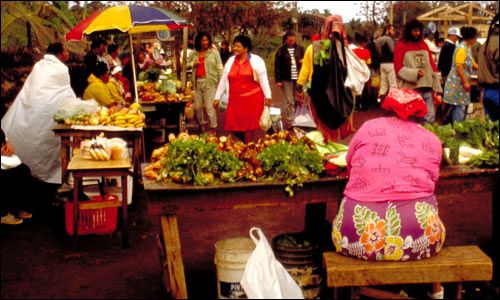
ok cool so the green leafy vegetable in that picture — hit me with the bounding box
[159,138,242,185]
[257,141,324,196]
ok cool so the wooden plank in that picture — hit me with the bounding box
[324,246,492,287]
[68,151,131,171]
[161,215,188,299]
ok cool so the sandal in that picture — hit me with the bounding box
[1,213,23,225]
[17,210,33,219]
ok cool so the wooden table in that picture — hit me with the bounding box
[144,165,498,297]
[53,124,143,186]
[68,151,132,248]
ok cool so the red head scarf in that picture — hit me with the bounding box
[381,88,428,120]
[322,15,348,45]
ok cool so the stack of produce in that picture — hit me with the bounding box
[138,68,194,103]
[100,103,145,128]
[424,119,499,167]
[80,135,111,161]
[59,103,145,128]
[144,131,325,196]
[64,112,100,126]
[80,134,128,161]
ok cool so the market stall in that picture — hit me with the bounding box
[140,121,499,297]
[66,5,194,158]
[144,164,498,298]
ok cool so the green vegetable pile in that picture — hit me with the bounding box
[424,119,499,167]
[257,141,324,196]
[159,138,242,185]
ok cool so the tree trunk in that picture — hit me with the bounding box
[26,22,32,49]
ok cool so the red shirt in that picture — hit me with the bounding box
[195,56,206,78]
[353,47,371,65]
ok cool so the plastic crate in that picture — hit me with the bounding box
[65,194,119,236]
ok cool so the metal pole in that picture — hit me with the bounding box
[129,33,139,103]
[181,27,188,92]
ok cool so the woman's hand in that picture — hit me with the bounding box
[264,98,272,106]
[417,69,425,79]
[1,142,15,157]
[213,99,220,109]
[463,81,471,92]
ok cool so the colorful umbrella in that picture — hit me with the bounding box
[66,5,191,41]
[65,5,192,103]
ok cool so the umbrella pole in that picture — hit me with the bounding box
[181,27,188,92]
[129,33,139,103]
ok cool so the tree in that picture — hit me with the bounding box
[1,1,77,51]
[359,1,386,26]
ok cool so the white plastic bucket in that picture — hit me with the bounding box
[214,237,255,299]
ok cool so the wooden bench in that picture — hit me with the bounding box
[323,246,492,299]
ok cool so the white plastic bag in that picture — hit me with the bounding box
[240,227,304,299]
[344,47,370,96]
[259,106,272,131]
[54,98,99,122]
[292,104,317,128]
[219,91,229,112]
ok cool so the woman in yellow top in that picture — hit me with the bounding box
[107,66,129,104]
[443,27,479,123]
[83,62,118,107]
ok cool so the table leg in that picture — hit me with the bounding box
[121,175,129,248]
[73,175,79,249]
[61,137,70,184]
[133,136,142,187]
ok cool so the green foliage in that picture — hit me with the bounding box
[425,120,499,167]
[159,138,243,185]
[353,205,380,236]
[257,141,324,196]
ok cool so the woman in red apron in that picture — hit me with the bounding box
[214,35,273,143]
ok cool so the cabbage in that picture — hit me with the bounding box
[305,130,348,156]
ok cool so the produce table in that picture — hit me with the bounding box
[144,165,498,297]
[68,151,131,248]
[141,101,188,133]
[53,124,143,186]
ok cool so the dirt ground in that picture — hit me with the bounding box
[2,82,499,299]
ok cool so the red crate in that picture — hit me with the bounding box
[65,195,119,236]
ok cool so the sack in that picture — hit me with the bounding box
[240,227,304,299]
[308,36,355,130]
[292,104,316,128]
[259,106,272,131]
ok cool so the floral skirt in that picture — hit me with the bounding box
[331,196,446,261]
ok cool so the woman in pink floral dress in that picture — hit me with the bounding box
[332,87,446,297]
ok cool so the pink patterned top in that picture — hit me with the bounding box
[344,117,442,202]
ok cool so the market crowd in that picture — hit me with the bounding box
[1,12,498,299]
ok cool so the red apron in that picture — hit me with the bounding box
[225,59,264,131]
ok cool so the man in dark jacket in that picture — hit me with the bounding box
[274,31,305,129]
[438,27,461,81]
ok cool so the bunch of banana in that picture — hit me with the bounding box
[107,104,146,128]
[88,144,111,161]
[64,112,99,126]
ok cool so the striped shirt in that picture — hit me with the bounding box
[288,48,298,80]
